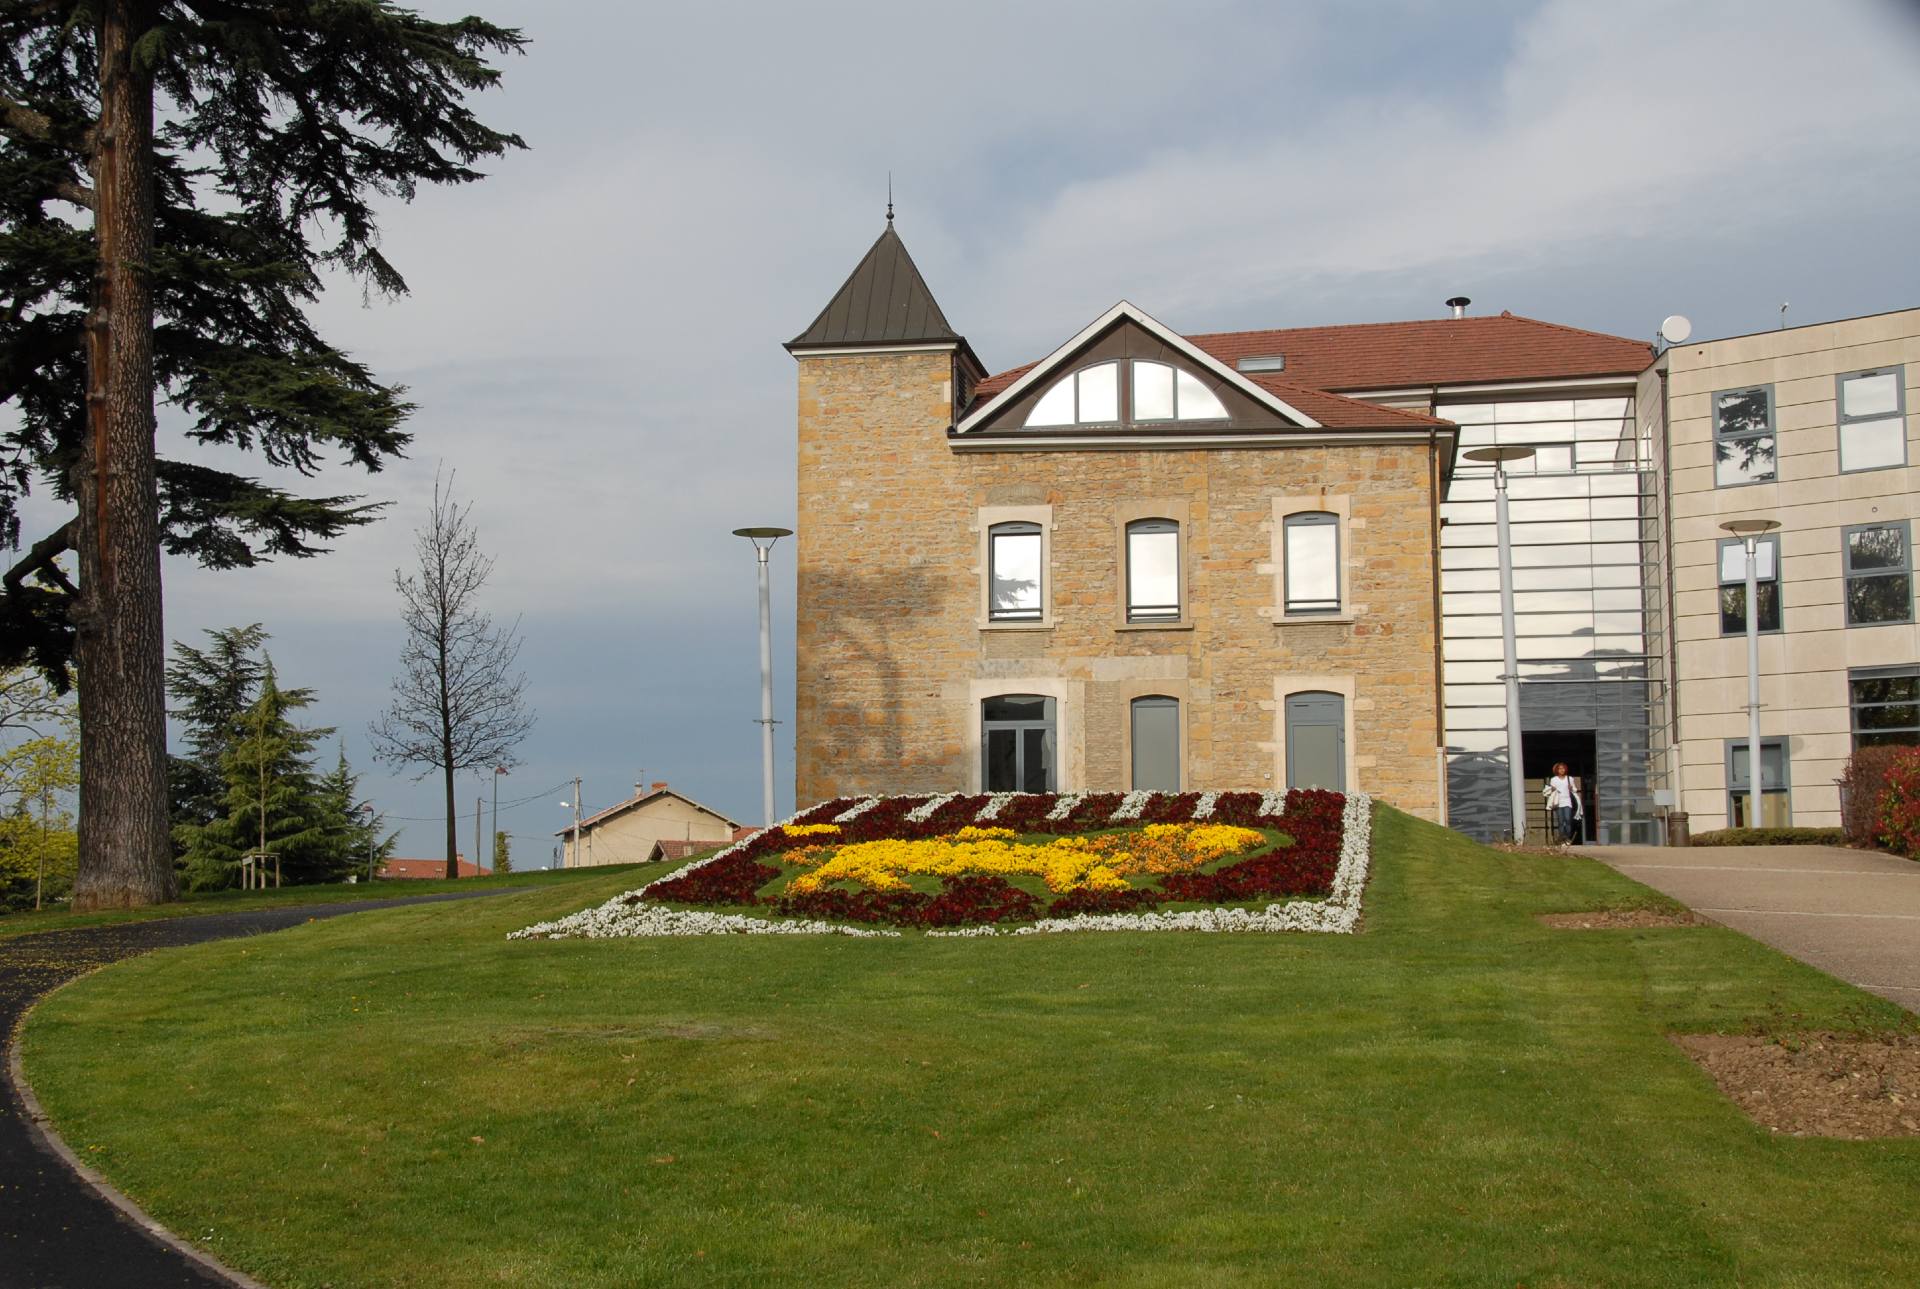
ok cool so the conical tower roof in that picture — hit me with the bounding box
[788,222,962,350]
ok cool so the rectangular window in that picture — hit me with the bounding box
[1283,512,1340,614]
[1850,666,1920,750]
[1725,738,1789,828]
[1712,385,1776,487]
[1843,521,1912,626]
[988,522,1043,621]
[1837,366,1907,473]
[1717,535,1781,634]
[1125,520,1181,622]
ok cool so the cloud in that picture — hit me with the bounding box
[15,0,1918,852]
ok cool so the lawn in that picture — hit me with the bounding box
[21,808,1920,1288]
[0,864,641,942]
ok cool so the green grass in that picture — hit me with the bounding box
[22,809,1920,1288]
[0,864,638,941]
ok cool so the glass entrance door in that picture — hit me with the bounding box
[983,695,1056,792]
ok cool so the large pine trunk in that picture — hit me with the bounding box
[70,0,176,911]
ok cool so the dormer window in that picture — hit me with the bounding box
[1023,360,1228,428]
[1131,361,1228,422]
[1027,361,1119,427]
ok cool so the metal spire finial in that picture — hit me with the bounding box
[886,171,893,224]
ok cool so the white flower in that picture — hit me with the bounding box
[1045,793,1084,822]
[1192,791,1220,820]
[1109,790,1154,821]
[832,796,882,822]
[975,792,1025,822]
[905,792,960,823]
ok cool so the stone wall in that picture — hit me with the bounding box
[794,349,1446,820]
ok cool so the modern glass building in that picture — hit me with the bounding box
[1436,390,1667,843]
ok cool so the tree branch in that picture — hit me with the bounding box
[3,517,76,597]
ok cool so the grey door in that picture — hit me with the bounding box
[1285,692,1346,791]
[1130,696,1180,791]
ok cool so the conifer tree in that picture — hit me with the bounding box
[174,658,333,889]
[316,742,392,881]
[165,622,269,835]
[492,829,510,874]
[0,3,527,908]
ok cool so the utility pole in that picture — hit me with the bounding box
[491,766,507,872]
[474,795,483,877]
[570,776,582,869]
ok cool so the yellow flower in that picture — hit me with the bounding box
[783,823,842,837]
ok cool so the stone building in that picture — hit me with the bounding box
[787,220,1466,820]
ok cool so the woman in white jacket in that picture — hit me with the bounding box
[1543,763,1584,845]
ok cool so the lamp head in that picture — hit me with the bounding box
[1718,518,1781,538]
[1462,446,1537,466]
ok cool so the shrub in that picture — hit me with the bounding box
[1879,747,1920,858]
[1838,746,1905,848]
[1689,827,1848,847]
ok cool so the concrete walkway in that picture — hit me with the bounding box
[1,891,508,1289]
[1600,844,1920,1014]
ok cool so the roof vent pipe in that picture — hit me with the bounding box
[1446,296,1471,320]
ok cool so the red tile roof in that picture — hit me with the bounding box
[1185,312,1653,391]
[379,857,491,880]
[969,312,1652,417]
[654,838,715,861]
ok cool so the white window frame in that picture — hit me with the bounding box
[1125,518,1182,623]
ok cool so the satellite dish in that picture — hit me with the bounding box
[1659,314,1692,345]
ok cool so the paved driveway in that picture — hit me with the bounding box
[1,891,508,1289]
[1601,844,1920,1014]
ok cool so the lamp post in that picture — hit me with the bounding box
[733,526,793,826]
[1463,445,1537,843]
[1720,518,1780,826]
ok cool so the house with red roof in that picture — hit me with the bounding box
[786,218,1919,845]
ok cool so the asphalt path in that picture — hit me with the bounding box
[0,891,508,1289]
[1602,844,1920,1015]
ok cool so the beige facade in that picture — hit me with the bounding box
[560,788,738,867]
[1664,309,1920,829]
[792,344,1450,821]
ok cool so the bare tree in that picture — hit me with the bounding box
[370,470,534,878]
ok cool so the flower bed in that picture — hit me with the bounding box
[511,789,1374,940]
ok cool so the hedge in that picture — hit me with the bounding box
[1689,826,1847,847]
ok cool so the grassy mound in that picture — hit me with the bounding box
[22,808,1920,1287]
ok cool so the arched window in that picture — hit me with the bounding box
[988,521,1043,621]
[1025,360,1228,427]
[1125,518,1181,622]
[983,694,1056,791]
[1131,361,1229,422]
[1130,695,1180,791]
[1285,692,1346,790]
[1027,361,1119,427]
[1283,512,1340,614]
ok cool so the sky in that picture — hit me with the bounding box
[21,0,1920,864]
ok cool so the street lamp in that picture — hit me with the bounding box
[733,526,793,826]
[1463,445,1537,843]
[1720,517,1780,827]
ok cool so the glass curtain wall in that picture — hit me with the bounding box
[1438,393,1665,844]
